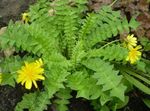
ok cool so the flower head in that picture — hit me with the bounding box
[22,13,29,23]
[126,45,142,64]
[17,59,45,89]
[124,34,137,49]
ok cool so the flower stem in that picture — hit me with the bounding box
[110,0,118,7]
[100,39,120,49]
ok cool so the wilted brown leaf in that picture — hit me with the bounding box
[0,27,7,35]
[146,30,150,39]
[135,27,146,38]
[137,12,150,30]
[137,0,149,12]
[89,0,112,11]
[93,0,112,4]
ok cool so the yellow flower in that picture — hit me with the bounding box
[0,73,2,84]
[22,13,29,23]
[126,45,142,64]
[17,59,45,89]
[124,34,137,49]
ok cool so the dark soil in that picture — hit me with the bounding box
[0,85,24,111]
[69,98,94,111]
[0,0,36,27]
[0,0,150,111]
[120,90,150,111]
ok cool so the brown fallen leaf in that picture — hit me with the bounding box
[89,0,112,11]
[135,27,146,38]
[146,29,150,39]
[0,27,7,35]
[137,12,150,30]
[4,48,15,57]
[0,27,15,57]
[93,0,112,4]
[137,0,149,12]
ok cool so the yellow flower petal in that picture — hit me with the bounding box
[135,45,142,50]
[35,58,43,66]
[33,80,38,88]
[22,13,29,23]
[17,59,45,89]
[21,80,26,86]
[36,75,45,80]
[124,34,137,49]
[126,45,142,64]
[25,80,32,89]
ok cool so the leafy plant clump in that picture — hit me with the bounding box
[0,0,150,111]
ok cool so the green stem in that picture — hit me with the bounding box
[11,71,17,74]
[110,0,118,7]
[100,39,120,49]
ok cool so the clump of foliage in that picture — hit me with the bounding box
[0,0,150,111]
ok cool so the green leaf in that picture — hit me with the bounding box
[100,105,110,111]
[15,92,37,111]
[123,72,150,95]
[129,17,140,29]
[130,72,150,85]
[142,59,150,75]
[82,58,126,101]
[54,88,72,111]
[116,96,129,109]
[140,37,150,46]
[136,61,146,72]
[44,67,70,97]
[43,53,70,97]
[87,44,128,61]
[71,41,86,66]
[67,71,102,99]
[110,84,127,101]
[100,93,111,105]
[1,73,16,87]
[75,0,88,4]
[140,37,150,51]
[143,98,150,108]
[30,92,51,111]
[16,92,51,111]
[0,56,23,73]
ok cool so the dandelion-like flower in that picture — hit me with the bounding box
[17,59,45,89]
[124,34,137,49]
[22,13,29,23]
[126,45,142,64]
